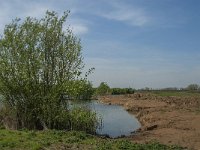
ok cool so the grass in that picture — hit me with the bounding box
[147,90,200,97]
[0,129,183,150]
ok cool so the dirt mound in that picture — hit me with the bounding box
[99,93,200,150]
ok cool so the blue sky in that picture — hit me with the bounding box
[0,0,200,88]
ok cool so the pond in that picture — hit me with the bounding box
[71,100,141,138]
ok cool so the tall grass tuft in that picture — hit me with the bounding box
[69,107,101,134]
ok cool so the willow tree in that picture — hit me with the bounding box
[0,11,94,130]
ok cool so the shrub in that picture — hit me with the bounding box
[0,11,95,130]
[69,107,101,134]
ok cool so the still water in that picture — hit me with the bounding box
[72,100,141,138]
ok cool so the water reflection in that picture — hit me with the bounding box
[71,100,141,138]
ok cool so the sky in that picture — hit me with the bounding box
[0,0,200,89]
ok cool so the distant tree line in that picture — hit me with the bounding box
[111,88,135,95]
[138,84,200,92]
[95,82,135,96]
[185,84,200,91]
[94,83,200,96]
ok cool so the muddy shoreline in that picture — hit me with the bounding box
[98,93,200,150]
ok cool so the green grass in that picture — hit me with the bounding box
[0,129,183,150]
[148,90,200,97]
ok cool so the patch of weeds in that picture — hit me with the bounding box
[97,140,113,150]
[0,129,184,150]
[0,141,16,148]
[27,130,37,140]
[33,145,43,150]
[26,143,42,150]
[115,140,133,149]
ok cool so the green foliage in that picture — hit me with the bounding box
[69,107,100,133]
[150,90,200,97]
[95,82,135,96]
[0,129,184,150]
[0,11,95,130]
[66,80,94,100]
[111,88,134,95]
[95,82,111,96]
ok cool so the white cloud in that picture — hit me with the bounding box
[22,6,51,19]
[0,0,89,35]
[68,16,90,36]
[70,24,88,35]
[0,1,52,33]
[97,1,150,27]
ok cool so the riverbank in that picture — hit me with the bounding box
[99,93,200,150]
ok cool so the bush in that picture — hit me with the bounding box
[69,107,101,133]
[0,11,96,131]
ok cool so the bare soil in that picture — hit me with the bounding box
[99,93,200,150]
